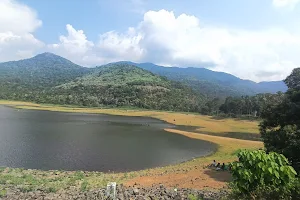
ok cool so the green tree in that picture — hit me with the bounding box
[260,68,300,172]
[230,150,297,199]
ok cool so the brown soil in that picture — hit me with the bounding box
[124,165,232,190]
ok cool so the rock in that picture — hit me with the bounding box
[1,184,229,200]
[133,188,139,195]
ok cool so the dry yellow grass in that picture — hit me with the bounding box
[0,100,263,188]
[0,100,39,106]
[166,129,263,163]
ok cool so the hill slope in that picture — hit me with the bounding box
[0,53,288,111]
[45,63,205,112]
[257,81,288,93]
[0,53,92,100]
[0,52,92,87]
[120,62,288,97]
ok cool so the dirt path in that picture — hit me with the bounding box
[124,166,232,189]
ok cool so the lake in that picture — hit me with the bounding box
[0,106,216,172]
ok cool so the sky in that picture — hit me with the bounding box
[1,0,300,82]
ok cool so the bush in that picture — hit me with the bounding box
[80,180,89,192]
[0,189,7,198]
[188,194,203,200]
[290,179,300,200]
[229,150,297,199]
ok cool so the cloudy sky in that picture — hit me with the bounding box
[1,0,300,82]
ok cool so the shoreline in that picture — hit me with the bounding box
[0,100,263,192]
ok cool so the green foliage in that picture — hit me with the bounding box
[74,171,85,180]
[188,194,203,200]
[0,52,91,101]
[0,189,7,198]
[80,180,89,192]
[201,97,223,115]
[219,92,285,118]
[0,54,207,113]
[229,150,297,199]
[19,185,35,193]
[45,187,57,193]
[0,53,90,87]
[0,54,288,114]
[134,62,287,98]
[37,63,206,113]
[260,68,300,173]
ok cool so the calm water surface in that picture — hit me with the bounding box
[0,106,215,172]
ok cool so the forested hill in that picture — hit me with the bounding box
[0,52,288,113]
[0,52,92,88]
[46,63,206,111]
[118,62,287,98]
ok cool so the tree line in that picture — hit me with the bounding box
[228,68,300,199]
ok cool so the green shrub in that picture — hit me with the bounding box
[0,189,7,198]
[290,179,300,200]
[74,171,85,180]
[45,187,57,193]
[80,180,89,192]
[229,150,297,199]
[188,194,203,200]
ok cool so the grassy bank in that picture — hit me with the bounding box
[0,100,263,192]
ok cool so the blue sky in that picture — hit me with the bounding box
[21,0,300,42]
[1,0,300,82]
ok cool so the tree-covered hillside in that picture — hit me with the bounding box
[0,53,92,88]
[218,93,285,117]
[120,62,287,98]
[0,53,93,100]
[42,63,206,112]
[0,53,289,114]
[0,53,204,112]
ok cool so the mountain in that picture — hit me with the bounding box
[257,81,288,93]
[118,62,288,98]
[0,52,92,88]
[0,52,288,112]
[45,63,205,112]
[0,52,93,100]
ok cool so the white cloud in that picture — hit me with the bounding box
[0,0,43,62]
[0,0,42,34]
[49,25,143,66]
[48,24,97,66]
[272,0,300,9]
[89,10,300,82]
[98,28,144,61]
[49,24,94,55]
[0,32,43,61]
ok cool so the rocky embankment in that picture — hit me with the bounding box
[1,184,228,200]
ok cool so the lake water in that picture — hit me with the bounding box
[0,106,215,172]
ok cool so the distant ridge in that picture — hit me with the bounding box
[115,61,287,97]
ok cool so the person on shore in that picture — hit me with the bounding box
[221,163,225,171]
[210,160,216,167]
[216,163,221,170]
